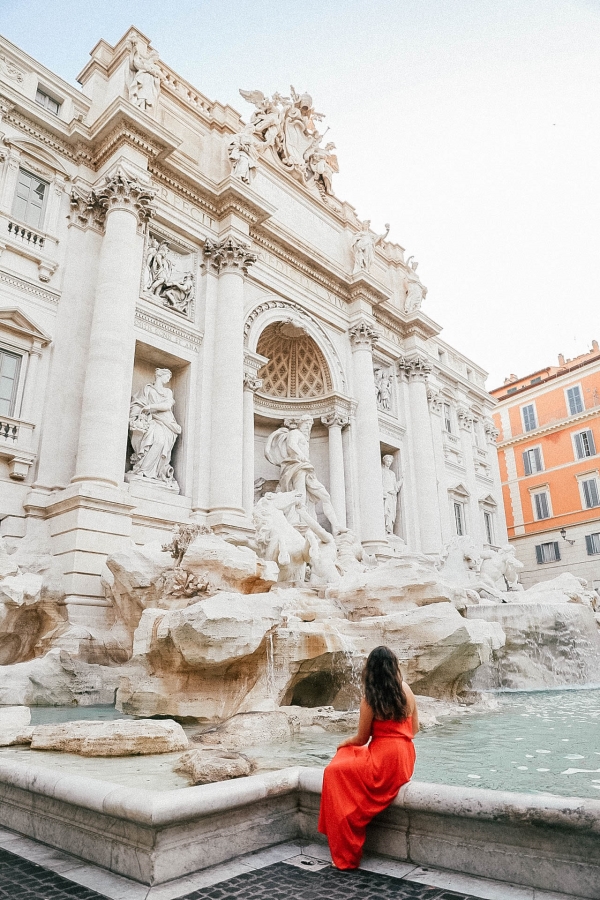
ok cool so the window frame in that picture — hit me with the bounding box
[443,402,453,434]
[522,445,544,476]
[565,383,584,417]
[572,427,597,461]
[521,402,538,433]
[11,167,50,231]
[453,500,465,536]
[530,485,552,521]
[0,346,23,418]
[535,541,561,564]
[585,533,600,555]
[35,86,62,116]
[577,471,600,510]
[483,510,494,545]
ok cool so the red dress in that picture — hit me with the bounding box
[317,717,415,869]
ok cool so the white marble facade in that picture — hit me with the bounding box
[0,28,507,618]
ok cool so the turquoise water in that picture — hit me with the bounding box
[250,688,600,800]
[4,689,600,798]
[412,688,600,798]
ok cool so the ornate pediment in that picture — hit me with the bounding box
[0,306,51,346]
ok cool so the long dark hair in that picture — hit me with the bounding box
[364,646,409,721]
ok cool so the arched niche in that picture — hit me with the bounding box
[244,297,346,395]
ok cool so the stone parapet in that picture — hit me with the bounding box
[0,760,598,896]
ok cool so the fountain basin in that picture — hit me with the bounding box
[0,759,598,897]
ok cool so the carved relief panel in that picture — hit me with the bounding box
[373,360,395,415]
[141,228,197,319]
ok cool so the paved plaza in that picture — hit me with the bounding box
[0,827,584,900]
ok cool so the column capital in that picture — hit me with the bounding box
[426,385,443,414]
[349,319,379,349]
[204,236,257,275]
[69,186,106,232]
[243,372,263,392]
[94,168,156,224]
[398,352,432,382]
[484,418,499,443]
[321,412,350,429]
[457,405,474,431]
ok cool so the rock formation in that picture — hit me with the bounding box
[0,524,599,733]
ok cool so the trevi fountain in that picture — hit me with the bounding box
[0,26,599,897]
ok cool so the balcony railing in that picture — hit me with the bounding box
[7,221,45,249]
[0,419,19,442]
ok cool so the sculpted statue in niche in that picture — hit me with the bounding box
[127,368,181,491]
[265,415,341,534]
[144,237,195,316]
[352,220,390,274]
[381,454,402,535]
[237,86,337,197]
[127,40,161,112]
[228,124,260,184]
[374,367,392,411]
[404,256,427,313]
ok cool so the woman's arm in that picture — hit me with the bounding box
[403,683,420,735]
[337,698,374,749]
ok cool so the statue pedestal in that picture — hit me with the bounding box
[125,472,180,495]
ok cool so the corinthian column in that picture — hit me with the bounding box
[321,412,349,529]
[204,236,257,529]
[399,353,442,554]
[349,320,386,549]
[72,168,155,486]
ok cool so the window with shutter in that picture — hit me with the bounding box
[574,429,597,459]
[523,447,543,475]
[534,491,550,520]
[582,478,600,509]
[522,404,537,432]
[523,450,531,475]
[536,541,560,563]
[567,386,584,415]
[533,447,542,471]
[586,533,600,555]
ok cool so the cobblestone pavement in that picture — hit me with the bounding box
[0,845,485,900]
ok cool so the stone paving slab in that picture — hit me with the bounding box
[0,844,485,900]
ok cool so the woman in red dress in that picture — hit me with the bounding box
[318,646,419,870]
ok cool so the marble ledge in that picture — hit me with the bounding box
[2,760,600,834]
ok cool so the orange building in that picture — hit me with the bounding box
[491,341,600,590]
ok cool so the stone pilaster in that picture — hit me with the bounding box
[349,320,387,549]
[243,370,263,515]
[398,352,442,554]
[321,412,349,529]
[72,168,155,487]
[484,418,509,544]
[457,404,482,544]
[204,236,257,531]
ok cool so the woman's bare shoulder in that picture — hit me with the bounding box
[402,682,417,706]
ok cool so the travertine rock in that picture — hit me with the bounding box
[30,719,188,756]
[0,649,124,706]
[193,710,293,750]
[182,532,276,594]
[175,748,254,784]
[466,602,600,690]
[328,555,460,619]
[0,705,33,746]
[520,572,598,607]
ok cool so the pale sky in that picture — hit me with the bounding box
[2,0,599,389]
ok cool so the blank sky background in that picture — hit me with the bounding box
[2,0,598,388]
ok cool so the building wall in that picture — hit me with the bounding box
[492,349,600,587]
